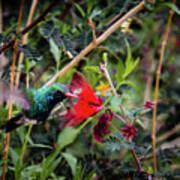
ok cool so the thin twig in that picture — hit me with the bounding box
[105,13,121,28]
[120,104,129,123]
[43,1,145,87]
[114,113,126,123]
[109,121,119,132]
[88,18,97,44]
[1,1,24,180]
[100,62,118,96]
[0,0,61,54]
[152,2,175,177]
[15,0,38,89]
[58,1,73,20]
[131,149,142,171]
[157,124,180,143]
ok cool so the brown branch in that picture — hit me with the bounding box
[0,0,61,54]
[44,1,145,87]
[15,0,38,89]
[157,124,180,143]
[131,149,142,171]
[152,1,175,178]
[58,1,73,20]
[1,1,24,179]
[105,13,121,28]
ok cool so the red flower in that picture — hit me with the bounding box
[65,73,103,126]
[93,110,113,142]
[121,124,138,140]
[144,101,154,109]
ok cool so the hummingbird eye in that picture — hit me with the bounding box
[55,90,60,95]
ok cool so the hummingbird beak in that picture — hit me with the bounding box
[65,92,79,99]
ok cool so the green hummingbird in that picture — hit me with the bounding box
[0,80,69,132]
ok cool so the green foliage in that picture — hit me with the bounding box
[40,21,76,55]
[18,44,41,62]
[116,39,139,90]
[62,152,77,176]
[156,2,180,15]
[0,106,8,125]
[105,132,135,152]
[0,0,179,179]
[57,127,79,150]
[109,96,122,113]
[0,34,9,45]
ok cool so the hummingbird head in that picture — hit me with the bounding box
[51,83,78,100]
[50,83,70,101]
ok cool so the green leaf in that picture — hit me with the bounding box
[84,66,100,73]
[9,147,19,165]
[73,163,84,180]
[40,21,75,55]
[158,2,180,15]
[29,143,53,149]
[74,3,86,17]
[57,127,79,150]
[110,96,122,113]
[106,132,135,152]
[41,156,62,180]
[117,80,140,93]
[40,21,56,39]
[116,58,125,82]
[21,165,42,179]
[125,39,132,66]
[121,141,134,149]
[87,0,95,14]
[49,38,61,65]
[123,57,139,79]
[0,106,8,124]
[84,169,96,180]
[62,152,77,175]
[129,108,144,118]
[136,119,145,129]
[111,132,124,141]
[18,44,41,62]
[106,142,121,152]
[123,40,139,78]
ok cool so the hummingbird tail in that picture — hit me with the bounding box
[0,113,24,132]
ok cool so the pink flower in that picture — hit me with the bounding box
[93,110,113,142]
[121,124,138,140]
[65,73,103,126]
[144,101,154,109]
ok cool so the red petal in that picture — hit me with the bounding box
[65,73,103,126]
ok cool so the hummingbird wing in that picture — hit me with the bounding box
[0,80,30,110]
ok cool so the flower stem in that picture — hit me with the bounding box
[131,149,142,171]
[152,1,175,178]
[15,124,33,179]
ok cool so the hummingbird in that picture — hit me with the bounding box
[0,80,69,132]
